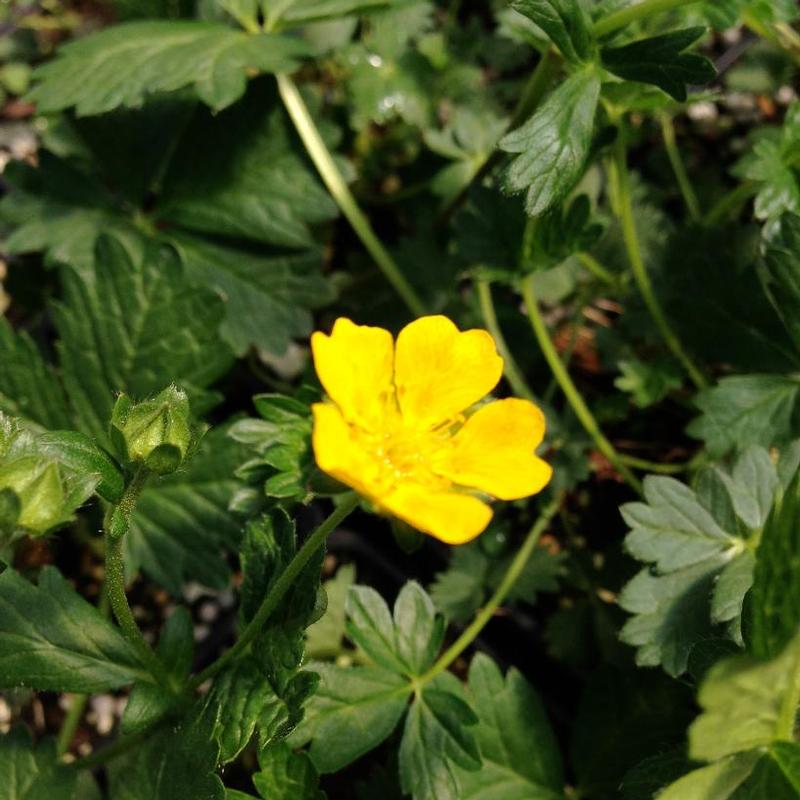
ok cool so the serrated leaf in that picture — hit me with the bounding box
[170,233,335,357]
[0,727,77,800]
[290,663,411,773]
[346,582,444,677]
[511,0,593,63]
[615,358,683,408]
[500,68,601,216]
[158,82,337,249]
[601,27,716,102]
[252,742,325,800]
[399,678,480,800]
[0,566,147,692]
[0,320,71,431]
[688,375,800,458]
[125,425,246,594]
[430,544,489,623]
[55,235,233,443]
[108,703,224,800]
[455,654,563,799]
[27,21,308,114]
[279,0,392,24]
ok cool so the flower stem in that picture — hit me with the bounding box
[57,694,89,758]
[593,0,701,38]
[104,470,172,689]
[703,181,757,227]
[577,252,619,286]
[420,493,563,685]
[612,126,708,391]
[276,73,426,317]
[659,113,701,222]
[189,493,360,689]
[521,274,643,494]
[476,280,538,403]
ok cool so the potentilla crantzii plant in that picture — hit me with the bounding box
[1,0,800,797]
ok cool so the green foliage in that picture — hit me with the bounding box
[0,727,78,800]
[619,447,783,675]
[455,654,564,799]
[0,566,146,692]
[500,68,601,216]
[511,0,593,64]
[27,22,308,114]
[601,28,716,102]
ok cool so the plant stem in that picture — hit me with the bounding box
[57,694,89,757]
[577,252,618,286]
[189,494,360,689]
[69,723,161,771]
[439,48,560,223]
[703,181,757,227]
[476,280,537,403]
[593,0,701,38]
[612,126,708,391]
[659,113,701,222]
[420,494,563,684]
[276,73,426,317]
[104,470,171,688]
[521,274,643,494]
[618,453,689,475]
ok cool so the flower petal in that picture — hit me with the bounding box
[381,483,493,544]
[394,316,503,428]
[311,318,395,430]
[312,402,383,496]
[435,398,552,500]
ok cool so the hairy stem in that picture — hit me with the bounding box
[659,113,701,222]
[276,73,426,317]
[612,126,708,390]
[104,470,171,689]
[189,494,360,689]
[521,274,643,494]
[476,280,537,403]
[594,0,702,38]
[420,494,563,684]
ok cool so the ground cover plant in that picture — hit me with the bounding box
[2,0,800,797]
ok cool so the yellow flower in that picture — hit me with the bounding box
[311,315,552,544]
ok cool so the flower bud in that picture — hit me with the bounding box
[0,456,97,537]
[110,385,202,475]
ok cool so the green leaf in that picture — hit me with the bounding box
[306,564,356,660]
[733,102,800,221]
[430,544,490,623]
[618,455,781,675]
[511,0,593,63]
[0,320,71,430]
[398,679,481,800]
[601,27,716,102]
[108,704,224,800]
[657,753,761,800]
[170,234,335,357]
[252,743,325,800]
[731,747,800,798]
[204,656,292,763]
[762,213,800,353]
[279,0,392,24]
[125,425,246,594]
[688,375,800,458]
[500,68,601,216]
[0,727,77,800]
[346,582,444,677]
[456,653,564,799]
[748,472,800,659]
[689,631,800,763]
[27,21,308,114]
[55,235,233,443]
[614,358,683,408]
[157,82,337,249]
[0,566,147,692]
[290,663,411,773]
